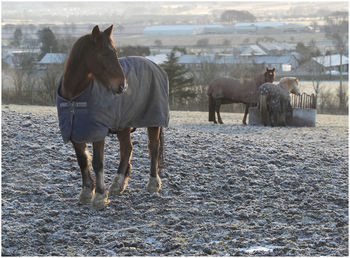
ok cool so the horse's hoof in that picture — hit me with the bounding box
[147,176,162,193]
[79,187,95,204]
[92,191,109,210]
[109,174,129,196]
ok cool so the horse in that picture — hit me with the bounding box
[207,67,275,125]
[259,77,300,126]
[56,25,169,210]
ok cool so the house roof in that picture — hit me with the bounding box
[146,54,168,65]
[240,45,267,56]
[177,54,297,65]
[178,55,213,64]
[39,53,66,64]
[253,55,296,64]
[312,54,349,67]
[144,24,223,34]
[234,22,285,28]
[259,42,294,52]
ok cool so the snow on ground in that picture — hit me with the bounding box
[1,105,348,256]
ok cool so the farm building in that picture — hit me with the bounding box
[233,22,309,34]
[312,54,349,74]
[143,25,224,35]
[234,22,285,34]
[252,55,299,72]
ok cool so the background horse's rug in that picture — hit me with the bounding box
[57,56,169,143]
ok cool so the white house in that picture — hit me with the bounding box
[312,54,349,74]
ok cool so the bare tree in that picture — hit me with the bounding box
[40,64,64,105]
[311,67,323,108]
[324,11,348,111]
[10,52,35,96]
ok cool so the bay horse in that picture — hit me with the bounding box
[57,25,169,210]
[259,77,301,126]
[208,67,275,125]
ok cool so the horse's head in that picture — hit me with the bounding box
[87,25,127,95]
[280,77,301,95]
[264,67,275,83]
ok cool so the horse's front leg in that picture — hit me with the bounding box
[91,140,109,210]
[147,127,162,193]
[109,128,133,196]
[72,141,95,204]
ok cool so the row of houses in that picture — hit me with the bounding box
[147,52,348,75]
[3,49,348,77]
[2,49,66,70]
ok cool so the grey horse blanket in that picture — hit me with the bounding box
[259,82,290,109]
[57,56,169,143]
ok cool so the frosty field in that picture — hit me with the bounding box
[1,105,348,256]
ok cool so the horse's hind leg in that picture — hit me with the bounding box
[215,100,224,124]
[91,140,109,210]
[109,128,133,196]
[147,127,162,193]
[72,141,95,204]
[242,104,249,125]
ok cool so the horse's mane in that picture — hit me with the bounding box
[63,34,93,78]
[279,77,298,84]
[279,77,300,95]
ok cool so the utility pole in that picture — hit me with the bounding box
[339,52,344,111]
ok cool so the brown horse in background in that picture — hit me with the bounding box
[208,68,275,124]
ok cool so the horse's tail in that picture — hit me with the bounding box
[259,94,268,125]
[158,127,165,170]
[208,94,216,122]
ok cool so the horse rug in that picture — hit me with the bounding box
[259,82,291,109]
[57,56,169,143]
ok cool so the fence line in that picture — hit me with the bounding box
[290,93,317,109]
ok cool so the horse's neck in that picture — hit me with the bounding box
[279,82,291,93]
[254,74,265,87]
[277,83,292,97]
[61,68,90,100]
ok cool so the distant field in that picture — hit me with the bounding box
[298,80,348,95]
[114,32,328,49]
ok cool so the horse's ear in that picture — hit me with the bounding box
[272,67,275,72]
[104,25,113,37]
[265,67,269,72]
[92,25,100,42]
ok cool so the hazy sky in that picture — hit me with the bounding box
[1,1,348,24]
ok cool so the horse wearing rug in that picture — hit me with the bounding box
[259,77,300,126]
[57,25,169,210]
[207,68,275,125]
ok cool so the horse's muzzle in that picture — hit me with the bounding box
[112,80,128,95]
